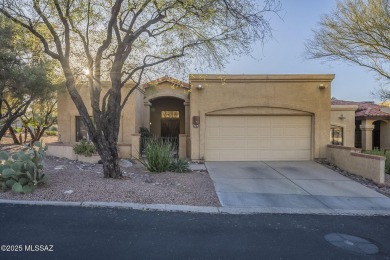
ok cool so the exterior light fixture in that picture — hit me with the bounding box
[338,114,346,120]
[318,84,327,89]
[192,116,200,128]
[197,84,203,89]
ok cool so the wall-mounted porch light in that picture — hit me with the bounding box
[192,116,200,128]
[338,114,346,120]
[318,84,328,89]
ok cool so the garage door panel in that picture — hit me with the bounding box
[246,128,266,136]
[293,127,311,137]
[207,139,244,149]
[270,138,297,148]
[206,128,220,137]
[247,117,271,126]
[218,150,247,161]
[294,139,311,149]
[218,116,245,126]
[220,127,246,136]
[247,128,271,136]
[205,116,312,161]
[246,139,271,149]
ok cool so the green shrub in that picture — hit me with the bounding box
[45,130,58,136]
[73,140,97,157]
[139,127,152,155]
[49,125,58,131]
[139,127,152,138]
[0,141,48,194]
[169,158,190,173]
[363,149,390,173]
[139,138,172,172]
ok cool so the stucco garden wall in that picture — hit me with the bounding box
[330,105,358,147]
[189,74,334,161]
[47,143,78,160]
[327,145,385,184]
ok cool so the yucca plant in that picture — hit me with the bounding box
[139,138,172,172]
[169,158,190,173]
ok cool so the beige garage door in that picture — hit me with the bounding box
[205,116,312,161]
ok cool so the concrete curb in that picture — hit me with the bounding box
[1,199,390,216]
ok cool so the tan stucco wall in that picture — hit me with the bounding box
[144,82,189,104]
[327,145,385,184]
[47,144,78,160]
[189,74,334,160]
[57,82,144,146]
[330,105,358,147]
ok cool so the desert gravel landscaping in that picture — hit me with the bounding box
[0,151,220,207]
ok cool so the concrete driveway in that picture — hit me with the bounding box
[206,161,390,213]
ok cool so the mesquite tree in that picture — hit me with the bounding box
[0,15,54,140]
[0,0,279,178]
[8,95,57,145]
[306,0,390,99]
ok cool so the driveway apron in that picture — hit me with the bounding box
[206,161,390,212]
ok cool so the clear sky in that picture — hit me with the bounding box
[216,0,382,102]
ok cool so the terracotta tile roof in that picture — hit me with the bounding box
[331,99,390,118]
[142,76,189,89]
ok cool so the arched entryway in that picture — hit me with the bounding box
[360,119,390,150]
[149,97,185,137]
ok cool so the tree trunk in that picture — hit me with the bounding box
[0,99,32,140]
[61,59,123,178]
[0,118,16,140]
[36,126,49,141]
[97,139,122,178]
[24,127,28,143]
[8,126,21,145]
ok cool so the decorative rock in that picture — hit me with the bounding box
[144,177,154,183]
[64,190,74,194]
[119,159,133,168]
[54,165,65,170]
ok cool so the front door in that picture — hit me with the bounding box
[161,119,180,137]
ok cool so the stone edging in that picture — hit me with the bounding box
[1,199,390,216]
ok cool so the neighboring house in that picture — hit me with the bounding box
[331,99,390,150]
[52,74,335,161]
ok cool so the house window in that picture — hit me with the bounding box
[161,111,179,119]
[76,116,92,142]
[330,125,343,145]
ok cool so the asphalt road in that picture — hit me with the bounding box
[0,204,389,260]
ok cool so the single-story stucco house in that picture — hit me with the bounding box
[331,99,390,151]
[48,74,387,183]
[52,74,335,161]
